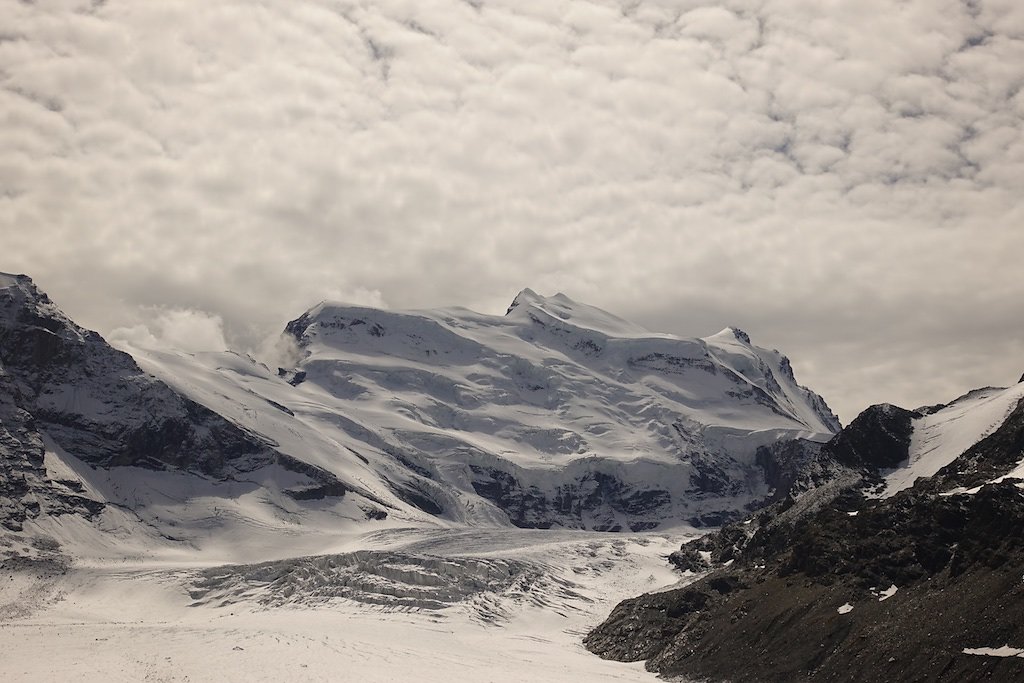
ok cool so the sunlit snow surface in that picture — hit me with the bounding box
[962,646,1024,658]
[0,528,697,682]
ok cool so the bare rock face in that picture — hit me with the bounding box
[468,465,672,532]
[1,275,273,474]
[0,274,343,532]
[589,483,1024,682]
[754,437,826,503]
[824,403,920,471]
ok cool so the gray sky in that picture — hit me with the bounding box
[3,0,1022,423]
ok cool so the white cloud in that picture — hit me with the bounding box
[109,308,228,353]
[2,0,1023,422]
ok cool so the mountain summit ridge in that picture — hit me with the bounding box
[287,289,840,434]
[258,289,841,529]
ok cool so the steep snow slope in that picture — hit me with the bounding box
[128,289,840,532]
[879,382,1024,496]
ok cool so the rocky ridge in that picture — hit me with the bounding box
[586,386,1024,682]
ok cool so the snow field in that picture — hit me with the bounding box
[0,528,697,683]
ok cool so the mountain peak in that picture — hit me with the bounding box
[708,326,752,345]
[0,272,45,304]
[0,271,83,346]
[505,288,588,316]
[505,287,541,315]
[0,271,32,287]
[728,327,751,344]
[503,289,656,339]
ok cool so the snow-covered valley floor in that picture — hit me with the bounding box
[0,528,696,682]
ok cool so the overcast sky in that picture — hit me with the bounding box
[3,0,1022,422]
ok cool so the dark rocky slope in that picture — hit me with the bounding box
[587,397,1024,682]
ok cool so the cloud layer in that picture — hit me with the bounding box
[3,0,1023,421]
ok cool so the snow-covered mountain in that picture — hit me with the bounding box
[1,273,842,556]
[0,273,362,555]
[3,272,1022,683]
[127,287,840,534]
[0,274,842,681]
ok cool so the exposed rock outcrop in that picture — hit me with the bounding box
[468,465,672,532]
[587,397,1024,682]
[824,403,920,471]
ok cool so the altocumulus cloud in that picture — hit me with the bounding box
[1,0,1022,421]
